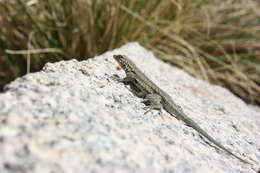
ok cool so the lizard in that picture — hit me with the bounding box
[113,54,250,164]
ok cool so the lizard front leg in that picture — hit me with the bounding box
[143,94,163,114]
[112,73,136,84]
[113,72,147,98]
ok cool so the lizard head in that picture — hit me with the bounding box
[113,54,135,73]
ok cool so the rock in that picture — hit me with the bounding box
[0,43,259,173]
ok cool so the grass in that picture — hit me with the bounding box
[0,0,259,104]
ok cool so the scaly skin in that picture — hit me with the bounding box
[113,54,250,164]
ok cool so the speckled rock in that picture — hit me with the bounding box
[0,43,259,173]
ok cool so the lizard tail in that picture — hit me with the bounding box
[171,110,251,164]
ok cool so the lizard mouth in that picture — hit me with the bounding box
[113,55,125,66]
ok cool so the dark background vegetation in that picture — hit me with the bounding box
[0,0,259,104]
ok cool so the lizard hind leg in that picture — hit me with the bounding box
[143,94,163,116]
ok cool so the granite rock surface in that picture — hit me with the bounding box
[0,43,259,173]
